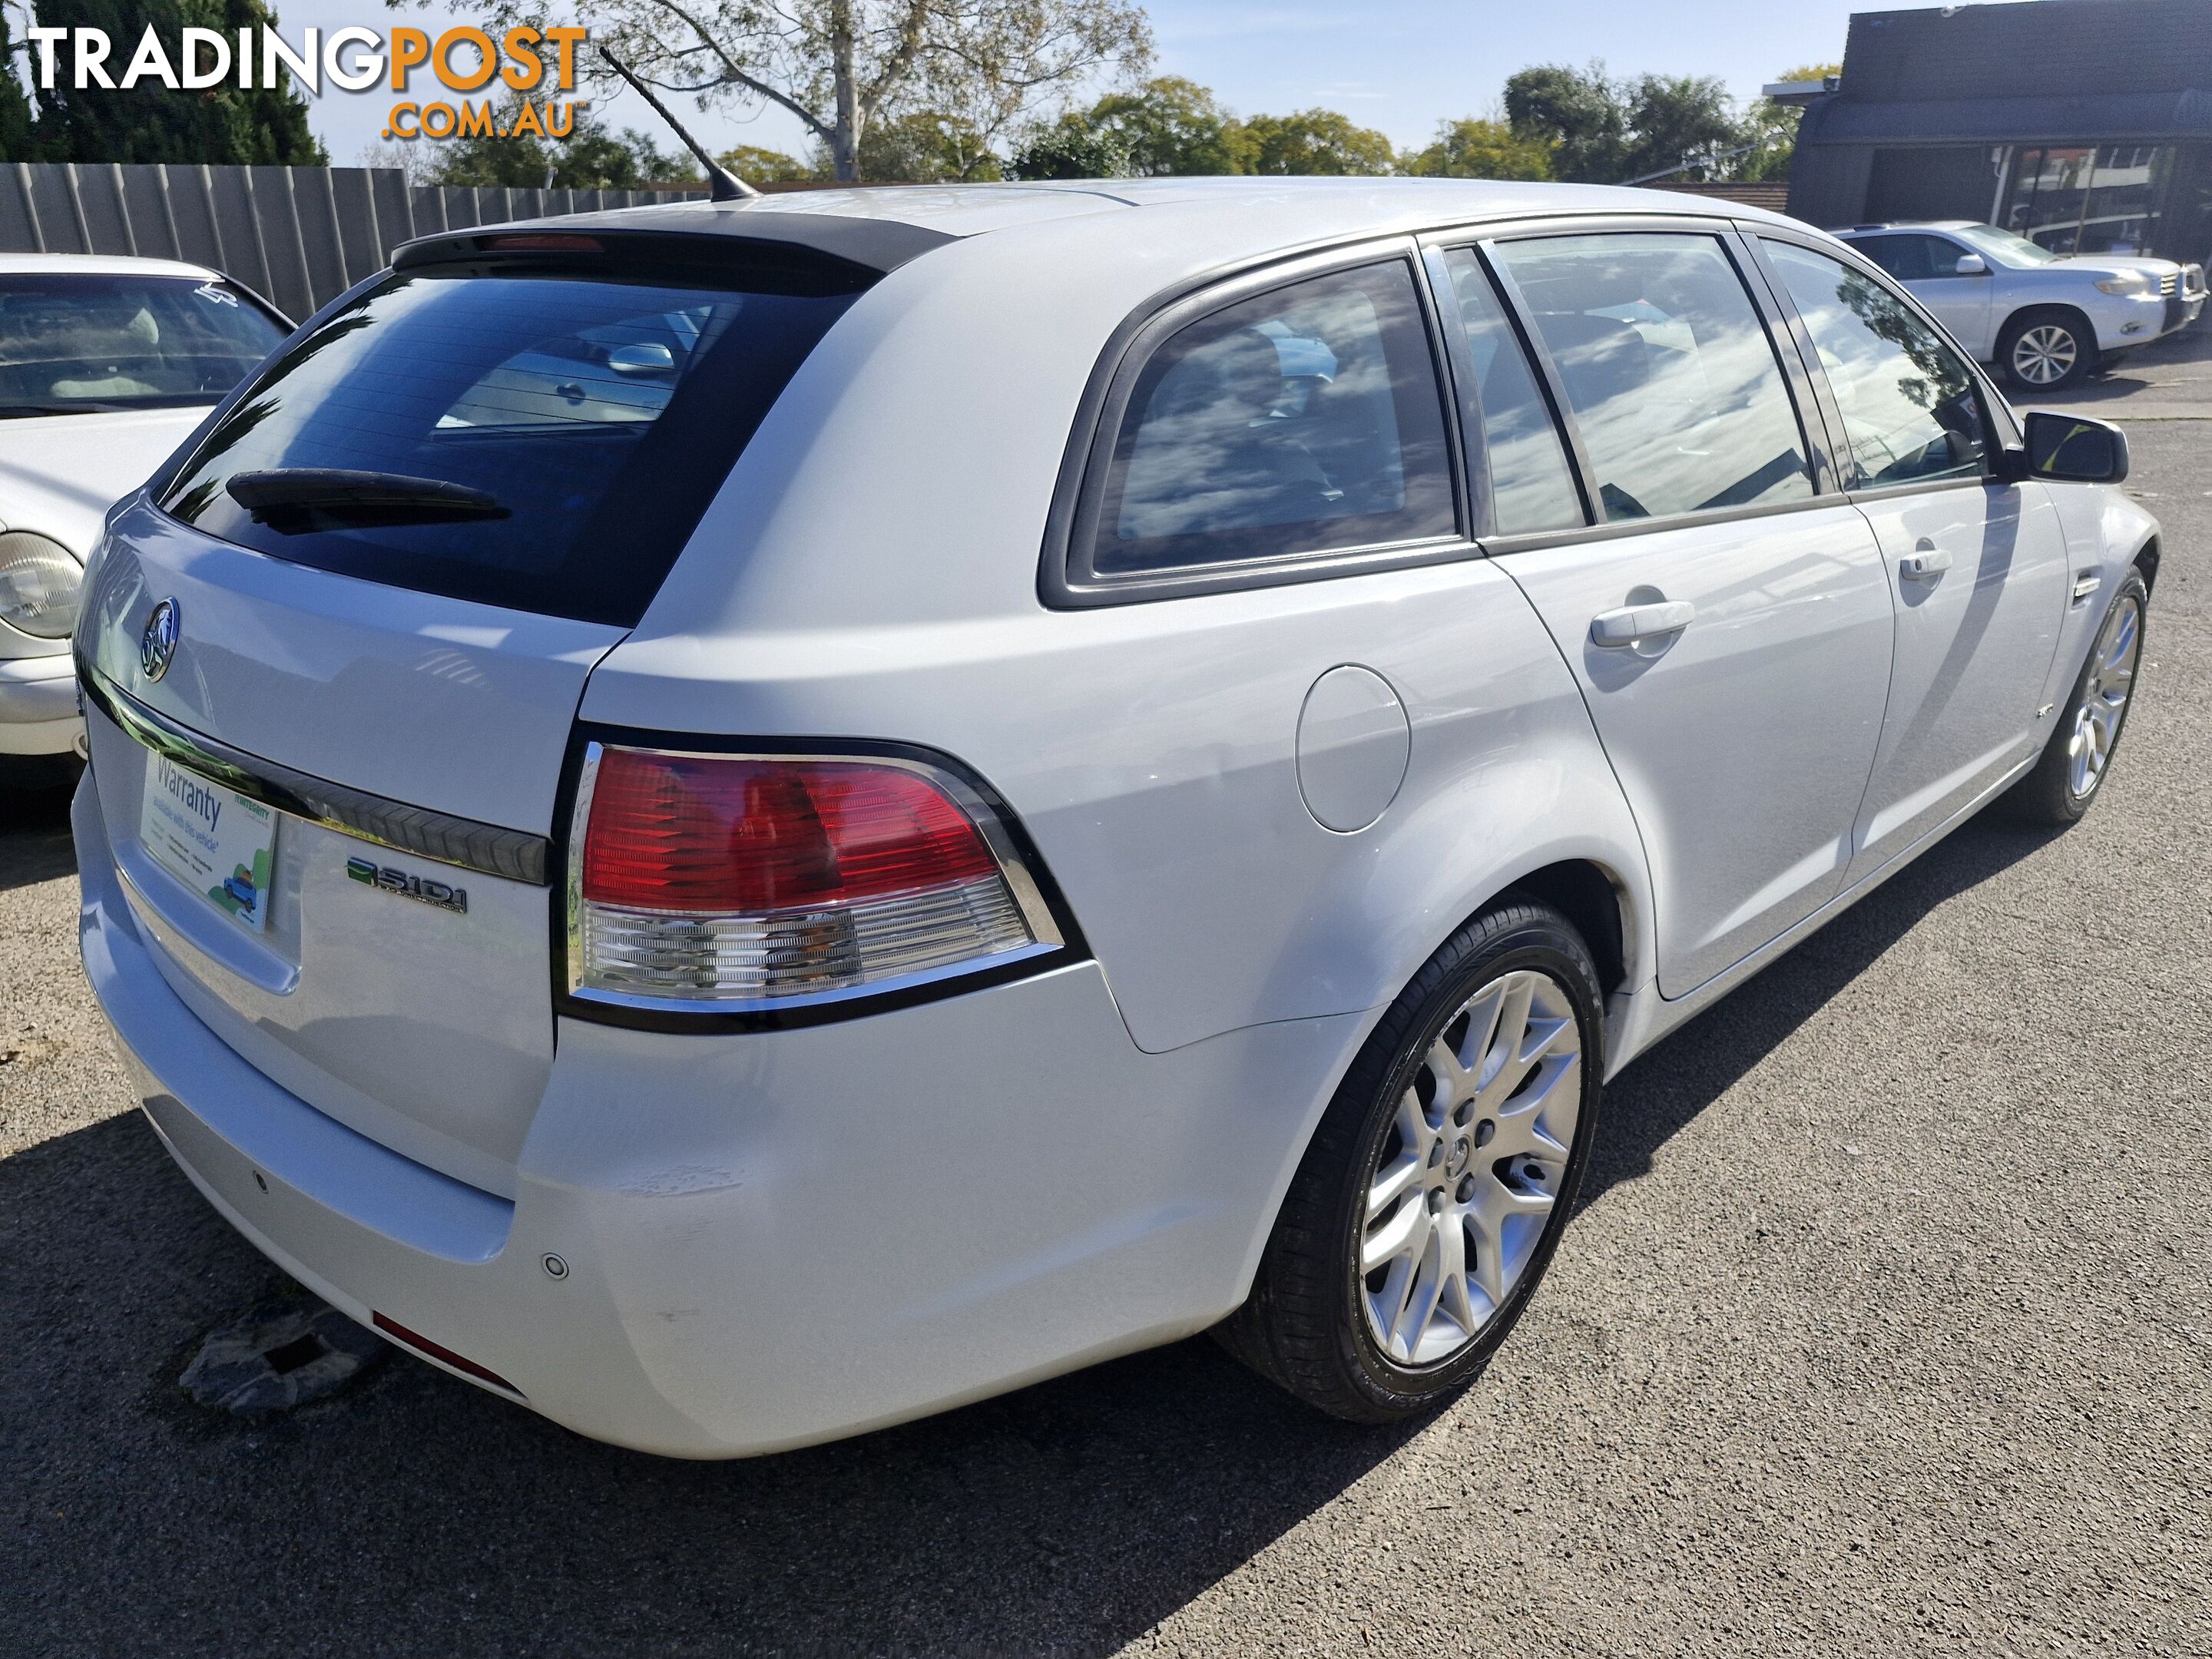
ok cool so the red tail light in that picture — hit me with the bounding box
[568,743,1060,1011]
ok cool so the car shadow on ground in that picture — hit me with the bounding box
[2,797,2059,1654]
[1580,813,2063,1211]
[0,775,78,892]
[2022,310,2210,410]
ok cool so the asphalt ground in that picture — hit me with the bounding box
[3,382,2208,1656]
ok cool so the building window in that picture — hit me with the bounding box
[2002,145,2169,257]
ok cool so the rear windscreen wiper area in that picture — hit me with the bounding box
[226,469,509,527]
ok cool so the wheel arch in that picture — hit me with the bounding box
[1999,300,2100,362]
[1217,848,1639,1343]
[1497,859,1632,999]
[2134,535,2161,592]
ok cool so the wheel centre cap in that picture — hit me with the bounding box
[1445,1136,1472,1180]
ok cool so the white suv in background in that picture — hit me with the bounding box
[75,183,2157,1456]
[1836,221,2206,391]
[0,254,289,784]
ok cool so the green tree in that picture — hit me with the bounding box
[28,0,323,164]
[1402,117,1551,181]
[1241,108,1396,177]
[1083,75,1250,176]
[1740,61,1839,181]
[1008,118,1129,180]
[717,142,816,184]
[838,110,1000,180]
[1504,61,1751,184]
[445,0,1153,184]
[1618,72,1741,182]
[430,99,694,187]
[1504,63,1625,183]
[0,12,38,161]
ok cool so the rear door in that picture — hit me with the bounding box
[81,236,864,1193]
[1449,227,1895,998]
[1754,236,2071,882]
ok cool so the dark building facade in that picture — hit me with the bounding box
[1788,0,2212,268]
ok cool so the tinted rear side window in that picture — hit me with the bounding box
[1436,248,1584,536]
[1494,233,1812,522]
[161,263,859,626]
[1081,260,1455,578]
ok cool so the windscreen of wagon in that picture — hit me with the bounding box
[159,260,861,627]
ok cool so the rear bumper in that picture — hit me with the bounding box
[0,653,82,757]
[75,777,1362,1456]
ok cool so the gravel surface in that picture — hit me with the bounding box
[2,423,2207,1657]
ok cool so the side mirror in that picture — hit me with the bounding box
[607,343,676,378]
[1954,253,1988,276]
[2021,409,2130,483]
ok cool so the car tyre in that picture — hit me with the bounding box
[1218,898,1605,1423]
[2003,567,2148,825]
[1998,307,2098,392]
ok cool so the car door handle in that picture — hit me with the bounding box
[1589,600,1695,648]
[1900,540,1953,580]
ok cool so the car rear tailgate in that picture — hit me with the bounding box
[80,502,624,1195]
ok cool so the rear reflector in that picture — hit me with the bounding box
[567,744,1059,1012]
[372,1312,523,1396]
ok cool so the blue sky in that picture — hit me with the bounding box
[284,0,1871,167]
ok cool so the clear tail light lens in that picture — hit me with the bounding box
[567,743,1062,1012]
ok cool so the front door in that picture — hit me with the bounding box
[1477,230,1896,997]
[1853,232,1996,357]
[1759,239,2071,880]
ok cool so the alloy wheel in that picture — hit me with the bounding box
[1359,969,1583,1367]
[2012,323,2079,386]
[2068,591,2141,800]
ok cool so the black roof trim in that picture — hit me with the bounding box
[1800,88,2212,147]
[393,206,958,278]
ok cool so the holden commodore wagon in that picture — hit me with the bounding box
[74,180,2155,1456]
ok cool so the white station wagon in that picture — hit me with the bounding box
[74,181,2154,1456]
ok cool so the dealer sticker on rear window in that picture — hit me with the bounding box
[139,750,276,932]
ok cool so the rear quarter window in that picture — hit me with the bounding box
[1071,258,1457,584]
[160,256,862,627]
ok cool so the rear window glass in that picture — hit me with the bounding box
[1081,260,1456,577]
[0,273,287,418]
[160,262,859,627]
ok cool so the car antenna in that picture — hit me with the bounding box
[598,48,759,203]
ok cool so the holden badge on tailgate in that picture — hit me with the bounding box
[346,857,468,915]
[141,598,180,682]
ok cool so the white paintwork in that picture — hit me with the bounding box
[1502,506,1895,997]
[75,180,2161,1455]
[1845,481,2071,882]
[1835,222,2207,361]
[0,652,78,751]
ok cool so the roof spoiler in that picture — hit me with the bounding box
[392,213,955,280]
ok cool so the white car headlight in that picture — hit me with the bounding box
[2095,273,2155,296]
[0,531,83,638]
